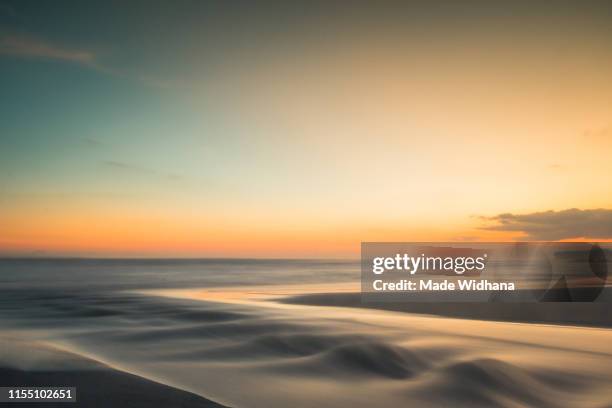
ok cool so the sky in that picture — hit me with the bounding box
[1,1,611,257]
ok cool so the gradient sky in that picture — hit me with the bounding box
[1,1,611,257]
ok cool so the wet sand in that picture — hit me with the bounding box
[280,291,612,327]
[0,337,225,408]
[1,258,611,407]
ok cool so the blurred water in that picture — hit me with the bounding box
[0,258,359,290]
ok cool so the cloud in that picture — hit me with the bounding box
[0,35,96,65]
[479,208,612,240]
[80,137,105,147]
[103,160,135,170]
[102,160,183,181]
[547,163,566,171]
[584,126,610,142]
[0,34,178,89]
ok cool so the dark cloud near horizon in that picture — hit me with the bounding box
[480,208,612,240]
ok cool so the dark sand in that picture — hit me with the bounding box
[0,338,226,408]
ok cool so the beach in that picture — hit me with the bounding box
[1,259,611,407]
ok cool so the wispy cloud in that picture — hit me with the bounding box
[0,33,181,89]
[584,126,610,144]
[547,163,566,171]
[479,208,612,240]
[102,160,183,181]
[103,160,137,170]
[80,137,105,147]
[0,35,96,65]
